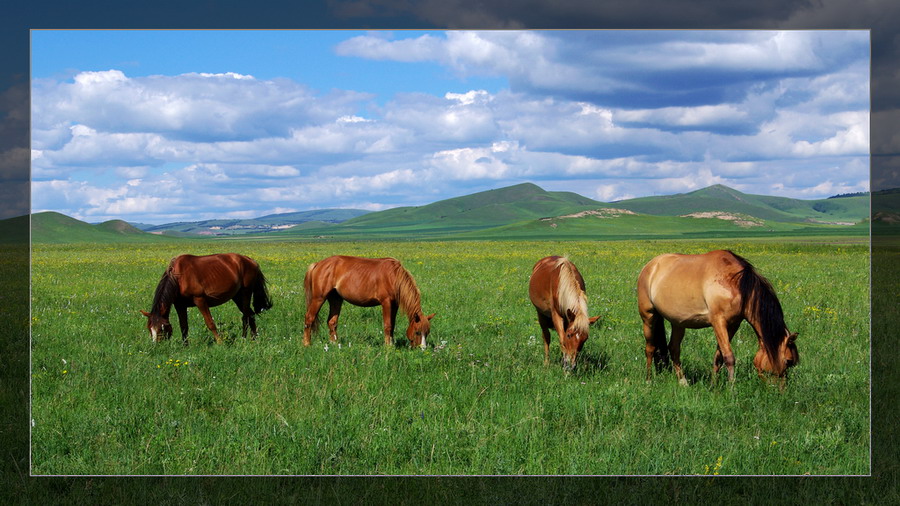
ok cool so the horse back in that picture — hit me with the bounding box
[639,251,742,327]
[171,253,256,302]
[310,255,402,305]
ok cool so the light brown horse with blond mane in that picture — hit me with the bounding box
[529,256,601,371]
[302,255,435,348]
[637,250,799,385]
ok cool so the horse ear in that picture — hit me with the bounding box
[566,309,577,321]
[140,310,151,318]
[788,332,798,343]
[426,313,435,321]
[589,315,601,326]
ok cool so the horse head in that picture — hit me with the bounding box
[561,310,601,371]
[406,312,435,349]
[141,310,173,342]
[754,331,799,378]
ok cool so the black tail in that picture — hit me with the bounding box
[252,270,273,314]
[304,262,320,334]
[650,312,669,367]
[731,252,784,365]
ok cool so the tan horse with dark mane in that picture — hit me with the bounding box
[141,253,272,344]
[302,255,434,348]
[529,256,601,371]
[637,250,798,385]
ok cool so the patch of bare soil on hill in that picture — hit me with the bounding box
[680,211,764,227]
[541,208,637,221]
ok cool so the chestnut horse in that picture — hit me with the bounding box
[302,255,434,348]
[637,250,798,385]
[528,256,601,371]
[141,253,272,344]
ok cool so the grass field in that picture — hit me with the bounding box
[30,239,869,475]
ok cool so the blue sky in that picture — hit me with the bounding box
[31,30,870,224]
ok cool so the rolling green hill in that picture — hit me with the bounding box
[609,184,867,224]
[138,209,369,236]
[453,210,869,241]
[275,183,868,241]
[30,183,872,243]
[276,183,607,238]
[31,212,174,243]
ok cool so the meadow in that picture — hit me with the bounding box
[30,239,869,475]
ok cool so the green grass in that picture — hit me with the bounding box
[30,240,869,475]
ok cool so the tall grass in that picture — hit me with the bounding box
[30,240,869,475]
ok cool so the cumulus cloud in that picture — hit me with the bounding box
[31,30,870,222]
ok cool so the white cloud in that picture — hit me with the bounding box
[615,104,748,128]
[30,30,870,222]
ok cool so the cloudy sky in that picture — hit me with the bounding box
[31,30,869,224]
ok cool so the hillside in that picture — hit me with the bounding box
[454,209,868,241]
[278,183,607,238]
[31,212,173,243]
[31,183,872,243]
[138,209,369,236]
[609,184,867,224]
[274,183,868,241]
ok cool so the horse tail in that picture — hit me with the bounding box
[731,251,784,365]
[650,309,668,362]
[304,262,320,333]
[251,269,273,314]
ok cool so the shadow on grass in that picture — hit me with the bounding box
[570,349,610,377]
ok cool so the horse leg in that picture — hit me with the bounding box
[641,311,667,381]
[381,300,398,346]
[303,295,326,346]
[176,304,189,346]
[669,325,688,386]
[326,293,343,343]
[234,292,255,339]
[550,311,570,369]
[194,298,222,344]
[712,348,724,384]
[537,313,553,366]
[711,318,738,383]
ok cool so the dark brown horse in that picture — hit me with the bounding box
[141,253,272,344]
[637,250,798,385]
[302,255,434,348]
[528,256,601,371]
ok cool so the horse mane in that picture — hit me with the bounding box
[150,259,179,316]
[393,261,423,321]
[729,251,785,367]
[554,257,589,333]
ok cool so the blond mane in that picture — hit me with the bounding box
[393,261,423,321]
[554,257,590,333]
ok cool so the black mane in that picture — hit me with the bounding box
[729,251,786,365]
[150,267,179,316]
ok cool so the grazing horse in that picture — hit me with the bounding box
[528,256,601,371]
[302,255,434,348]
[637,250,799,385]
[141,253,272,344]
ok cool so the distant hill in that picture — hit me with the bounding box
[32,212,174,243]
[276,183,608,238]
[608,184,868,225]
[31,183,872,243]
[279,183,868,241]
[0,214,30,243]
[136,208,369,236]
